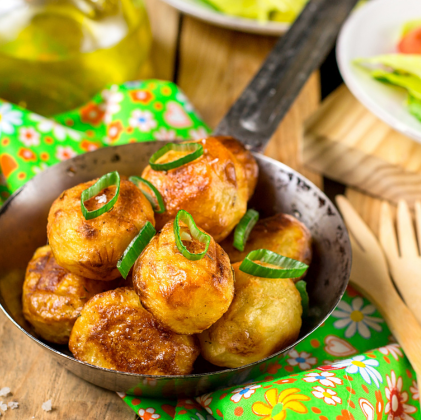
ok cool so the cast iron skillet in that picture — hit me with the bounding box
[0,0,356,398]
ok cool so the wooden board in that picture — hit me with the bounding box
[0,1,322,418]
[303,85,421,206]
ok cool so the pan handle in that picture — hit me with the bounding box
[214,0,359,152]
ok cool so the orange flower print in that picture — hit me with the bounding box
[385,371,416,420]
[18,148,37,162]
[252,388,309,420]
[80,140,101,152]
[106,121,124,143]
[56,146,77,161]
[374,390,384,420]
[138,407,160,420]
[130,90,154,104]
[274,378,297,385]
[336,409,355,420]
[80,103,105,126]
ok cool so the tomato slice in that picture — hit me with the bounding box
[398,27,421,54]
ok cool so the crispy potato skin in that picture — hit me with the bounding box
[133,220,234,335]
[22,246,112,344]
[221,213,312,271]
[198,263,302,368]
[69,288,200,375]
[47,179,155,281]
[141,137,248,242]
[216,136,258,200]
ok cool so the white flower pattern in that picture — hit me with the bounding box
[102,85,124,123]
[230,385,261,403]
[302,371,343,387]
[18,127,40,146]
[153,127,177,141]
[30,114,81,141]
[379,343,403,361]
[196,393,212,415]
[129,110,157,132]
[0,103,22,135]
[385,371,417,420]
[332,297,383,338]
[311,386,342,406]
[333,355,383,388]
[56,146,77,161]
[287,349,317,370]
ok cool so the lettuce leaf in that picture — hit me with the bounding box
[355,54,421,79]
[371,69,421,100]
[408,95,421,121]
[202,0,308,23]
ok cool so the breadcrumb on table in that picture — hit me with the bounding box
[0,388,10,397]
[42,399,52,412]
[8,401,18,409]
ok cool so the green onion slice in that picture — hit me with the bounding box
[239,249,309,279]
[117,221,156,279]
[296,280,309,317]
[174,210,211,261]
[81,171,121,220]
[129,176,166,214]
[149,142,203,171]
[233,209,259,251]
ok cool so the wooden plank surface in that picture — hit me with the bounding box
[303,85,421,205]
[0,1,321,418]
[177,16,322,187]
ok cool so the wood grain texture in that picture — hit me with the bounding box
[336,196,421,388]
[144,0,180,80]
[304,85,421,204]
[177,16,322,187]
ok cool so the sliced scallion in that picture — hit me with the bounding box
[239,249,308,279]
[117,221,156,278]
[296,280,309,317]
[233,209,259,251]
[174,210,210,261]
[149,142,203,171]
[81,171,120,220]
[129,176,166,214]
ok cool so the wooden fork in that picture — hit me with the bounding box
[380,200,421,327]
[336,196,421,390]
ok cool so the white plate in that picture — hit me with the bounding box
[161,0,290,35]
[337,0,421,143]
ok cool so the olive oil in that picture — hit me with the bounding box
[0,0,152,115]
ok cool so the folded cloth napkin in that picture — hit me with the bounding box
[0,81,419,420]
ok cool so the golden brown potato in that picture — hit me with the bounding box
[22,245,113,344]
[221,213,312,269]
[216,136,258,199]
[142,137,249,242]
[69,287,200,375]
[47,178,155,281]
[133,219,234,335]
[198,262,302,368]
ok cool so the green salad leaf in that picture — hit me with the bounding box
[408,95,421,120]
[201,0,308,23]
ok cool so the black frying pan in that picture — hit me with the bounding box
[0,0,356,398]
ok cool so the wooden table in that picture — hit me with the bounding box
[0,0,366,418]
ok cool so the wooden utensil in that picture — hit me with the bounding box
[304,86,421,206]
[379,200,421,327]
[336,195,421,389]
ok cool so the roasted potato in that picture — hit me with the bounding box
[133,219,234,335]
[47,178,155,281]
[198,262,302,368]
[221,213,312,270]
[217,136,258,200]
[22,245,112,344]
[141,137,249,242]
[69,288,200,375]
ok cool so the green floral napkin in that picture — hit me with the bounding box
[120,286,421,420]
[0,79,210,202]
[0,81,419,420]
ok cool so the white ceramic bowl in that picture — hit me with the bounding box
[160,0,290,35]
[337,0,421,143]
